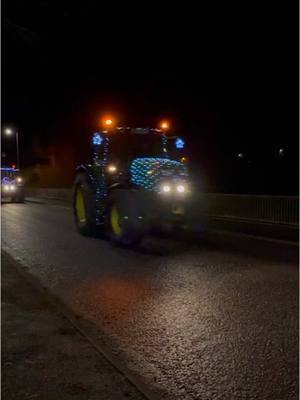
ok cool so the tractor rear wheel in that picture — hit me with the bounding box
[73,173,98,236]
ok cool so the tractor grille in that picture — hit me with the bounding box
[130,157,188,191]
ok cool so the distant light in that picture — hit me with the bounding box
[3,185,9,191]
[17,177,23,183]
[105,119,113,126]
[175,138,185,149]
[237,153,244,159]
[92,133,103,146]
[11,164,16,169]
[279,148,284,157]
[163,147,167,153]
[107,164,117,173]
[10,185,15,191]
[160,121,170,131]
[4,128,13,136]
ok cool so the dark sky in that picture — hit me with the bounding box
[2,1,299,193]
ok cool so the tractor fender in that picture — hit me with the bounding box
[75,164,95,186]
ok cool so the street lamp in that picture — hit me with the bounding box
[3,128,20,169]
[279,148,284,157]
[4,128,13,136]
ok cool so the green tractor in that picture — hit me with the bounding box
[73,126,206,246]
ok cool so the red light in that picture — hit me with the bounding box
[11,164,16,169]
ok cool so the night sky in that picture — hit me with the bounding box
[2,1,299,193]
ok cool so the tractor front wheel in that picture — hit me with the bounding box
[106,189,147,246]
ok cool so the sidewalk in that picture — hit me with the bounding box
[1,254,145,400]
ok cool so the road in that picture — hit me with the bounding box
[2,200,298,400]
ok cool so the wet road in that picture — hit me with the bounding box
[2,200,298,400]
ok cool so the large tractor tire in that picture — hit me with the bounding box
[73,173,98,236]
[106,189,147,246]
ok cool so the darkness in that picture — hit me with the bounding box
[2,1,299,194]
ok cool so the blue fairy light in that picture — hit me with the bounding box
[175,138,185,149]
[130,157,188,191]
[92,133,103,146]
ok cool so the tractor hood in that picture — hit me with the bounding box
[130,157,188,191]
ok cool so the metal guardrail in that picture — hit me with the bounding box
[206,194,299,226]
[26,189,299,226]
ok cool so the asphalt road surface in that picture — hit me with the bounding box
[2,200,298,400]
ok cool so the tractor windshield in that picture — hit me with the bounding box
[109,134,167,162]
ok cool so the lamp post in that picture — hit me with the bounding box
[3,128,20,169]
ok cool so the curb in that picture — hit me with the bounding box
[2,251,165,400]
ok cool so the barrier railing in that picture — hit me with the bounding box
[206,194,299,226]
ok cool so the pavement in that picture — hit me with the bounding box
[1,199,299,400]
[1,252,146,400]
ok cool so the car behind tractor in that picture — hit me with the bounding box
[1,167,25,203]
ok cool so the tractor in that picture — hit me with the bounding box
[73,125,206,246]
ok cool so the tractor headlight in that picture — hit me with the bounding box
[107,164,117,173]
[176,184,185,193]
[162,184,171,193]
[159,181,190,195]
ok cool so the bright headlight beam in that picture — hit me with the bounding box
[177,185,185,193]
[162,185,171,193]
[107,164,117,173]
